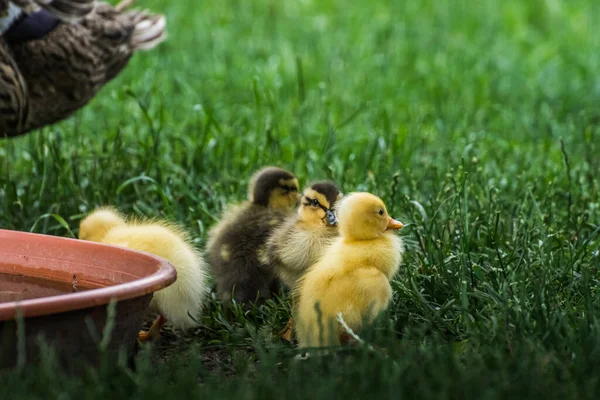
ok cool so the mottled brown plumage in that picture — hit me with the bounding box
[206,167,300,306]
[0,0,165,138]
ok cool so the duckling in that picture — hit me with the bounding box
[266,180,342,341]
[78,207,209,342]
[0,0,165,137]
[206,166,299,306]
[294,192,404,348]
[267,181,343,289]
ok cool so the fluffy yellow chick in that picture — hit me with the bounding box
[293,192,404,348]
[79,207,209,341]
[266,181,343,289]
[206,166,299,306]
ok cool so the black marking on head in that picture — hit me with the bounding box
[251,167,297,206]
[310,181,341,208]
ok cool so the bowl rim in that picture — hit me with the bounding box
[0,229,177,321]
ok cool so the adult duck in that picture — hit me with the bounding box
[0,0,166,138]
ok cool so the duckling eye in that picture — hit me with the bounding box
[378,208,384,216]
[312,199,319,206]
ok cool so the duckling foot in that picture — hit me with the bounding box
[279,317,294,343]
[137,314,167,343]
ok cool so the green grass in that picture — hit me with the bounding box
[1,0,600,398]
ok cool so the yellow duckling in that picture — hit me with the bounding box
[294,192,404,348]
[266,181,343,289]
[206,166,299,306]
[78,207,209,342]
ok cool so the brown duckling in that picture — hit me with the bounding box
[206,166,299,306]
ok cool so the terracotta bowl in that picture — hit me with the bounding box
[0,229,176,370]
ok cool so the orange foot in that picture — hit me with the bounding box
[138,314,167,342]
[279,317,294,343]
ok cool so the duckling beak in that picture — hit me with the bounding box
[386,217,404,230]
[325,209,338,226]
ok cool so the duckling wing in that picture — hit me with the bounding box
[296,266,393,347]
[207,205,289,304]
[265,216,306,286]
[339,268,393,323]
[0,39,29,138]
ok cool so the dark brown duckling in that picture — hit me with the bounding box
[206,166,300,307]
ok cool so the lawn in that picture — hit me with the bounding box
[1,0,600,398]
